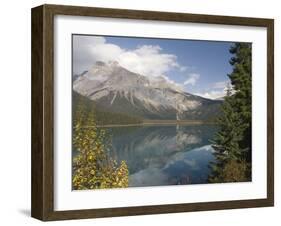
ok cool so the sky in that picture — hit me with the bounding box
[73,34,235,99]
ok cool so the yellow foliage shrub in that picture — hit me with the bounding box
[72,101,129,190]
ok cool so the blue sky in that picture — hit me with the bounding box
[73,34,235,99]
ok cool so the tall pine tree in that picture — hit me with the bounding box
[209,43,252,183]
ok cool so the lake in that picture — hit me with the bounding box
[103,124,218,187]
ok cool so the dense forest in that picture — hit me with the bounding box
[73,91,142,125]
[209,43,252,183]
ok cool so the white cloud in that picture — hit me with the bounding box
[73,36,107,74]
[195,80,230,100]
[91,43,123,62]
[119,45,182,77]
[73,36,184,79]
[195,90,226,100]
[183,73,200,86]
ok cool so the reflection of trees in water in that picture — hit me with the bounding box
[106,125,217,174]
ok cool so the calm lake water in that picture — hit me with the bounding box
[104,124,217,187]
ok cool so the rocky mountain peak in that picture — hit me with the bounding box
[73,62,221,120]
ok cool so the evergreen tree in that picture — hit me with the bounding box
[229,43,252,163]
[209,43,252,183]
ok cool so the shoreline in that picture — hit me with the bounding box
[96,121,216,128]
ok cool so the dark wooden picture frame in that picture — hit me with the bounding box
[31,4,274,221]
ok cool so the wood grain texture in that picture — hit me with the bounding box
[31,5,44,220]
[31,5,55,220]
[267,19,274,206]
[31,4,274,221]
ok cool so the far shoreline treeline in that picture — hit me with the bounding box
[73,91,221,126]
[94,120,217,128]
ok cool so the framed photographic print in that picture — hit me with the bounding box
[31,4,274,221]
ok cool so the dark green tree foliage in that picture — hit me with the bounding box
[229,43,252,162]
[209,43,252,183]
[73,91,142,125]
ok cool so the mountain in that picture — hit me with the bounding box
[73,61,222,121]
[73,91,142,125]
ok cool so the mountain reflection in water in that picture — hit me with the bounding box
[103,125,217,187]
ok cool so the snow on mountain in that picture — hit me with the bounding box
[73,61,221,120]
